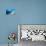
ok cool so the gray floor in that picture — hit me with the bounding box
[0,44,18,46]
[19,40,46,46]
[0,40,46,46]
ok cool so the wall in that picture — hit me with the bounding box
[0,0,46,44]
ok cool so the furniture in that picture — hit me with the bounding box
[21,29,45,41]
